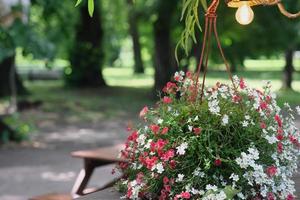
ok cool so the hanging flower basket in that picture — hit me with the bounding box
[117,71,300,200]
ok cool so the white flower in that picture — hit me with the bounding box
[144,139,152,149]
[230,173,240,182]
[188,125,193,132]
[265,135,278,144]
[157,118,163,124]
[237,193,246,199]
[176,174,184,182]
[176,142,188,155]
[205,184,218,192]
[245,115,250,120]
[296,106,300,115]
[137,134,146,146]
[222,114,229,126]
[194,116,199,121]
[242,121,249,127]
[208,99,220,115]
[155,163,164,174]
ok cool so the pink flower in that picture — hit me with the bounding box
[275,114,282,127]
[139,106,149,119]
[127,187,132,198]
[267,192,275,200]
[145,156,158,169]
[239,77,246,89]
[161,149,174,161]
[136,172,144,184]
[161,127,169,135]
[260,101,268,110]
[277,133,284,141]
[163,176,169,184]
[127,131,138,142]
[233,95,242,103]
[163,82,178,94]
[193,127,202,135]
[163,96,172,104]
[170,160,176,169]
[164,185,171,192]
[277,142,283,153]
[266,166,277,177]
[214,159,222,166]
[286,194,295,200]
[260,122,267,129]
[150,124,160,134]
[180,192,191,199]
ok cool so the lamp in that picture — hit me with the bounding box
[227,0,300,25]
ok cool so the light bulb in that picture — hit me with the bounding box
[235,3,254,25]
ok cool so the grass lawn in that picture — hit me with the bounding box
[103,66,300,106]
[1,61,299,142]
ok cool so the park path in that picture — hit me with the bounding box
[0,116,300,200]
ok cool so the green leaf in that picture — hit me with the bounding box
[75,0,82,7]
[88,0,94,17]
[200,0,207,11]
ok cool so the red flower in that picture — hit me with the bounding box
[193,127,202,135]
[127,187,133,198]
[260,101,268,110]
[180,192,191,199]
[267,192,275,200]
[277,142,283,153]
[163,82,178,94]
[161,149,174,161]
[145,156,158,169]
[128,131,138,142]
[214,159,222,166]
[186,71,192,78]
[164,185,171,192]
[286,194,295,200]
[233,95,242,103]
[161,127,169,135]
[239,77,246,89]
[163,96,172,104]
[266,166,277,177]
[139,106,149,119]
[170,160,176,169]
[260,122,267,129]
[163,176,169,184]
[136,172,144,184]
[277,133,284,141]
[150,124,160,134]
[274,114,282,127]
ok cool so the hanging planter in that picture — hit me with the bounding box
[117,71,300,199]
[115,0,300,199]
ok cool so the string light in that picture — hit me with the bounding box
[235,3,254,25]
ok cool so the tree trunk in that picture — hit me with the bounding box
[282,48,294,90]
[127,0,144,74]
[0,54,26,98]
[153,0,178,93]
[66,0,106,87]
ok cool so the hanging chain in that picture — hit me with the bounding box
[195,0,237,102]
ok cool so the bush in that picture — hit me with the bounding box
[117,71,300,200]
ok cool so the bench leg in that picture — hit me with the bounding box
[71,159,95,198]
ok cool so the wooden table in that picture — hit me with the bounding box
[71,144,126,198]
[76,188,121,200]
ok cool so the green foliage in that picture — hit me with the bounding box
[176,0,207,62]
[1,114,32,143]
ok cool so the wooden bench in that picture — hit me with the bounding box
[29,144,126,200]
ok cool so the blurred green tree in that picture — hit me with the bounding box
[66,0,106,87]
